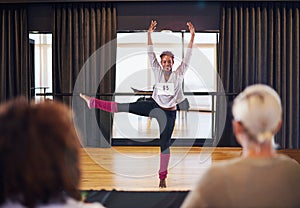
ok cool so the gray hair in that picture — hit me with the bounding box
[232,84,282,143]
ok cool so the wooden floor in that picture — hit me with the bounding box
[79,146,300,191]
[79,146,242,191]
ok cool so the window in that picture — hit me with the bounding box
[113,31,218,140]
[29,33,53,101]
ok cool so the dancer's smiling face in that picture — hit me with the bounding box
[160,55,174,72]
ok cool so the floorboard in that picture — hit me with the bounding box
[79,146,300,191]
[79,146,242,191]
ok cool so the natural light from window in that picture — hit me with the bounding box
[29,33,53,101]
[113,31,218,140]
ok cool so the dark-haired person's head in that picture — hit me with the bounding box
[0,98,81,207]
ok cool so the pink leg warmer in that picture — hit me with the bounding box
[89,97,118,113]
[159,153,170,179]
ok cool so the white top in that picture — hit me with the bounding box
[148,45,192,108]
[1,197,106,208]
[181,154,300,208]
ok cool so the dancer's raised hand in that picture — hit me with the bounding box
[187,22,195,48]
[148,20,157,33]
[187,21,195,36]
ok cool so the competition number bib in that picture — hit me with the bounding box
[156,83,175,96]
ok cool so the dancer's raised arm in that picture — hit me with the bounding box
[148,20,157,46]
[187,21,195,48]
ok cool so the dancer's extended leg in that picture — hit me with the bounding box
[80,93,118,112]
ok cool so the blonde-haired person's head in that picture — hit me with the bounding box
[232,84,282,143]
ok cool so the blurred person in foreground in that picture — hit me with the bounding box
[0,98,105,208]
[181,84,300,208]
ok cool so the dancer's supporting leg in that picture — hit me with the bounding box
[158,153,170,188]
[156,110,176,188]
[119,99,176,188]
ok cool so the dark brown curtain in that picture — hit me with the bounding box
[0,6,30,102]
[52,3,117,147]
[218,2,300,148]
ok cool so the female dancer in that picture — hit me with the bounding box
[80,20,195,188]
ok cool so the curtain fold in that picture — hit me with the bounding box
[0,6,29,102]
[52,3,117,147]
[218,2,300,148]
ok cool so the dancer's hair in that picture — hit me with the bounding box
[160,51,174,62]
[232,84,282,143]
